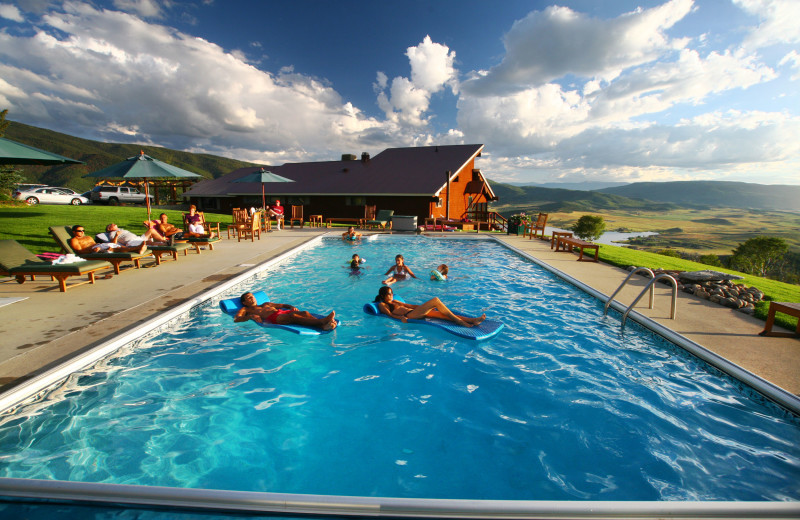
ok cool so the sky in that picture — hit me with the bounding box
[0,0,798,185]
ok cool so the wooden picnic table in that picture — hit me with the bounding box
[759,302,800,337]
[555,236,600,262]
[551,231,573,249]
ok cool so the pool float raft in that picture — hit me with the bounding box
[220,291,339,335]
[363,294,504,341]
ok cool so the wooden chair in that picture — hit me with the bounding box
[289,205,304,228]
[364,205,376,221]
[527,213,548,240]
[227,208,250,239]
[238,210,261,242]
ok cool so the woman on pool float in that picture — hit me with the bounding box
[373,286,485,328]
[234,292,337,331]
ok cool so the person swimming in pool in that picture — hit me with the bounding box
[342,226,362,241]
[349,253,366,275]
[373,286,485,327]
[430,264,449,280]
[234,292,337,330]
[383,254,417,285]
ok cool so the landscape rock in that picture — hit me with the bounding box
[678,270,744,283]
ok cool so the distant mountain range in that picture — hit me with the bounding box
[2,121,260,191]
[4,122,797,212]
[507,181,629,191]
[597,181,800,212]
[488,178,800,213]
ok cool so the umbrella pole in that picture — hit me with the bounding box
[144,181,152,223]
[262,184,266,212]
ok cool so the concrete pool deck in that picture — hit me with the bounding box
[0,229,797,398]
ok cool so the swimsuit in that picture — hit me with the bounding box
[388,301,412,317]
[265,308,293,324]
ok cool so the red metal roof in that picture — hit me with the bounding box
[185,144,485,197]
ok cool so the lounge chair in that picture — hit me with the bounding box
[0,239,112,292]
[94,228,194,262]
[365,209,394,230]
[182,211,221,238]
[49,225,157,274]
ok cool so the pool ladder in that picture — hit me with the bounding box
[604,267,678,327]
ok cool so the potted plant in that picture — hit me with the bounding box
[507,212,531,235]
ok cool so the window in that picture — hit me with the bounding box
[345,197,365,206]
[435,197,443,208]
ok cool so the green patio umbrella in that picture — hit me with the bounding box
[231,167,294,210]
[0,137,84,165]
[84,151,202,221]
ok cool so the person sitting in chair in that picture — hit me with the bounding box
[185,205,215,238]
[69,225,147,254]
[268,200,284,230]
[103,223,168,247]
[146,213,183,244]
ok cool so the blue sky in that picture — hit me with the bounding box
[0,0,798,185]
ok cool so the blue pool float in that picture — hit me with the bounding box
[363,294,504,341]
[220,291,339,335]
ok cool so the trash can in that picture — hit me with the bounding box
[391,215,418,231]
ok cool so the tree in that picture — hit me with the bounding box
[730,236,788,278]
[0,108,8,137]
[571,215,606,241]
[698,254,722,267]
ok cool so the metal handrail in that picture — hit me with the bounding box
[621,274,678,327]
[604,267,655,316]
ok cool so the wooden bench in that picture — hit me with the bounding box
[759,302,800,338]
[326,217,365,228]
[555,236,600,262]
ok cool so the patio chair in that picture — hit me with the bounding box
[236,210,261,242]
[289,205,304,228]
[527,213,548,240]
[0,239,113,292]
[364,205,376,221]
[49,225,157,274]
[365,209,394,230]
[228,208,251,238]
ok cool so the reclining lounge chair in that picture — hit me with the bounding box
[49,225,157,274]
[0,239,113,292]
[365,209,394,230]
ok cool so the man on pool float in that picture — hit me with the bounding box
[234,292,337,331]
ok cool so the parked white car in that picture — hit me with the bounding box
[13,187,90,205]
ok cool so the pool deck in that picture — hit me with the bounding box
[0,229,797,399]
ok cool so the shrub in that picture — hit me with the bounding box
[698,254,723,267]
[657,249,682,258]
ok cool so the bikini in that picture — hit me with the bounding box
[387,301,412,317]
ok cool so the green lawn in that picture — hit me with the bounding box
[2,204,798,330]
[0,204,231,254]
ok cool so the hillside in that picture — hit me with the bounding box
[598,181,800,212]
[488,181,677,215]
[3,121,261,192]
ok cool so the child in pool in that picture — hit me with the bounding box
[430,264,449,281]
[349,253,366,275]
[383,254,417,285]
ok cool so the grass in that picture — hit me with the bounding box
[2,204,798,331]
[0,204,231,254]
[598,242,800,331]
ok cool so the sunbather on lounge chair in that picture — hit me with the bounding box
[103,223,168,247]
[70,225,147,254]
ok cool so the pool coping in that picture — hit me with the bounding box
[0,232,798,518]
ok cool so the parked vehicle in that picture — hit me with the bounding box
[88,185,153,205]
[13,187,89,206]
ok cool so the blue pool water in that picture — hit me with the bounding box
[0,236,798,501]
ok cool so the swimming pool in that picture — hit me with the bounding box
[0,235,798,511]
